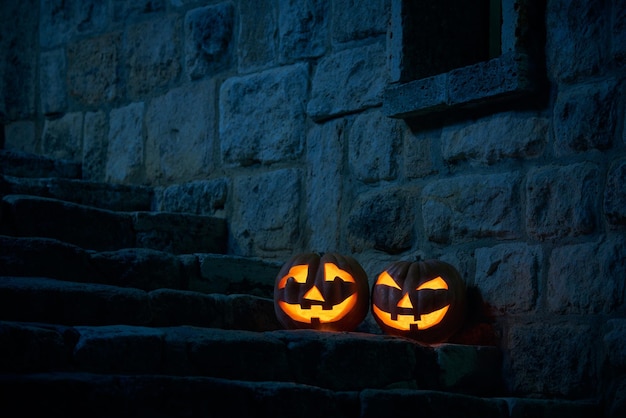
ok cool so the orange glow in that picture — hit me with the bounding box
[372,304,450,330]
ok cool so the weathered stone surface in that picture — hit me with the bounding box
[154,178,228,216]
[0,0,37,119]
[40,49,67,115]
[41,112,84,162]
[220,64,308,166]
[435,344,503,396]
[0,321,73,372]
[331,0,388,43]
[2,121,37,155]
[604,319,626,370]
[113,0,165,22]
[0,195,135,251]
[526,163,600,241]
[279,0,328,63]
[308,42,387,121]
[612,0,626,63]
[67,32,120,105]
[0,277,152,326]
[442,113,548,165]
[195,253,282,298]
[474,243,542,314]
[225,294,281,331]
[547,235,626,314]
[0,150,81,179]
[89,248,188,290]
[546,0,606,82]
[82,111,108,182]
[230,168,301,257]
[238,0,277,71]
[604,158,626,228]
[73,325,165,373]
[349,110,402,183]
[125,16,181,98]
[132,211,227,255]
[145,80,216,184]
[360,388,507,418]
[553,79,618,154]
[184,2,234,79]
[404,129,436,179]
[306,118,346,251]
[506,320,596,398]
[106,102,145,184]
[347,187,416,254]
[39,0,109,48]
[0,175,153,211]
[503,397,601,418]
[421,173,521,244]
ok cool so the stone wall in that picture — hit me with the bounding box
[1,0,626,403]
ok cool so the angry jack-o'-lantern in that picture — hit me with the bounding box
[371,258,467,344]
[273,252,369,331]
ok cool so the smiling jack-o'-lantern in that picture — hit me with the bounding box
[273,252,369,331]
[371,258,467,344]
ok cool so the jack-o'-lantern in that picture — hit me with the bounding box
[371,258,467,344]
[273,252,369,331]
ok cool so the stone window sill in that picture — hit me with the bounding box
[382,51,540,119]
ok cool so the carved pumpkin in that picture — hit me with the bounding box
[273,252,369,331]
[371,259,467,344]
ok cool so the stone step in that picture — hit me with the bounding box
[0,235,281,297]
[0,276,280,331]
[0,319,503,396]
[0,174,154,212]
[0,194,227,254]
[0,149,82,179]
[0,372,599,418]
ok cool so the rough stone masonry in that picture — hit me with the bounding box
[1,0,625,408]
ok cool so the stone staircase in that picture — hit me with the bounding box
[0,149,602,417]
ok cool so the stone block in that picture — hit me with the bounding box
[279,0,328,63]
[604,319,626,370]
[238,0,277,71]
[349,111,402,183]
[145,79,216,184]
[195,253,282,297]
[612,0,626,63]
[382,73,449,118]
[184,2,234,79]
[404,129,436,179]
[41,112,84,162]
[526,163,600,241]
[441,112,548,166]
[82,111,108,182]
[435,344,504,396]
[546,0,606,82]
[106,102,145,184]
[154,178,228,216]
[40,0,109,48]
[505,320,596,398]
[113,0,165,22]
[305,118,346,251]
[220,64,308,166]
[3,121,37,155]
[126,16,181,98]
[331,0,387,43]
[307,42,387,121]
[547,236,626,314]
[347,187,417,253]
[421,173,521,244]
[553,79,619,155]
[67,32,120,105]
[40,49,67,115]
[230,168,302,257]
[474,243,542,314]
[605,159,626,228]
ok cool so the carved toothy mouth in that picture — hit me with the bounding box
[372,304,450,331]
[278,293,357,324]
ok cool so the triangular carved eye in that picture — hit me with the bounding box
[416,276,448,291]
[324,263,355,283]
[376,271,402,290]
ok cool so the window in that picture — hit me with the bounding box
[383,0,545,120]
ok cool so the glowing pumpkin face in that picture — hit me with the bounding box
[273,252,369,331]
[371,259,467,344]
